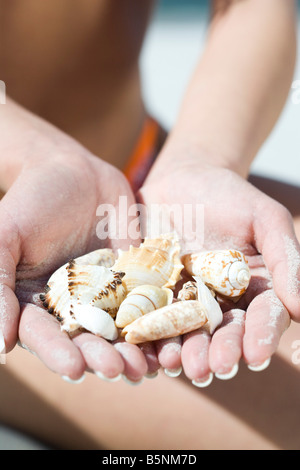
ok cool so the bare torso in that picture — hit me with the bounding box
[0,0,155,169]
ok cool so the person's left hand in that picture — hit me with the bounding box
[138,164,300,385]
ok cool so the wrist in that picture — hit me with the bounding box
[145,132,250,185]
[0,98,95,192]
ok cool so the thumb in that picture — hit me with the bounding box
[255,201,300,322]
[0,206,21,353]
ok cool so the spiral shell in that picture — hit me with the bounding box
[182,249,251,297]
[112,234,183,292]
[115,284,173,328]
[177,281,198,301]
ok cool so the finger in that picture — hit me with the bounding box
[139,342,160,377]
[72,332,125,381]
[255,203,300,321]
[155,336,182,377]
[209,309,245,379]
[113,339,148,384]
[243,289,290,370]
[181,328,212,386]
[18,303,86,380]
[0,245,20,353]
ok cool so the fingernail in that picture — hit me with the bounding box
[0,333,5,365]
[248,358,271,372]
[0,330,6,354]
[164,366,182,377]
[122,374,144,386]
[215,363,239,380]
[95,371,122,382]
[61,374,86,384]
[192,372,214,388]
[17,341,37,356]
[145,371,159,379]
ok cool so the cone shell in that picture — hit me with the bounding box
[182,249,251,297]
[115,284,173,328]
[112,234,183,292]
[122,300,209,344]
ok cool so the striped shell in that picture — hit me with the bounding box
[115,284,173,328]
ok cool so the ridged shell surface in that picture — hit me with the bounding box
[112,235,183,292]
[40,259,126,338]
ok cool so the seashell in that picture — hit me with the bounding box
[181,249,251,297]
[68,261,126,314]
[75,248,116,268]
[40,260,126,337]
[45,248,116,288]
[122,277,224,343]
[115,284,173,328]
[177,281,198,301]
[178,280,216,301]
[192,276,223,334]
[122,300,209,344]
[111,234,183,292]
[70,304,118,341]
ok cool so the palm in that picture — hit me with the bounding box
[139,167,297,382]
[1,153,149,382]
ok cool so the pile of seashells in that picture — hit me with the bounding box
[40,234,251,344]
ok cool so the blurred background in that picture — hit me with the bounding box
[0,0,299,450]
[140,0,300,186]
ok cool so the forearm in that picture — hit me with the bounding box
[149,0,297,179]
[0,98,89,192]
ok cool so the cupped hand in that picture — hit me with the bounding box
[0,117,154,383]
[138,166,300,384]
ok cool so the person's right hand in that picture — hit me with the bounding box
[0,100,152,383]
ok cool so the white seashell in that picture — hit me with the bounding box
[111,234,183,292]
[71,304,118,341]
[40,260,126,337]
[67,261,126,316]
[193,276,223,334]
[115,284,173,328]
[75,248,116,268]
[182,249,251,297]
[45,248,116,288]
[122,300,210,344]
